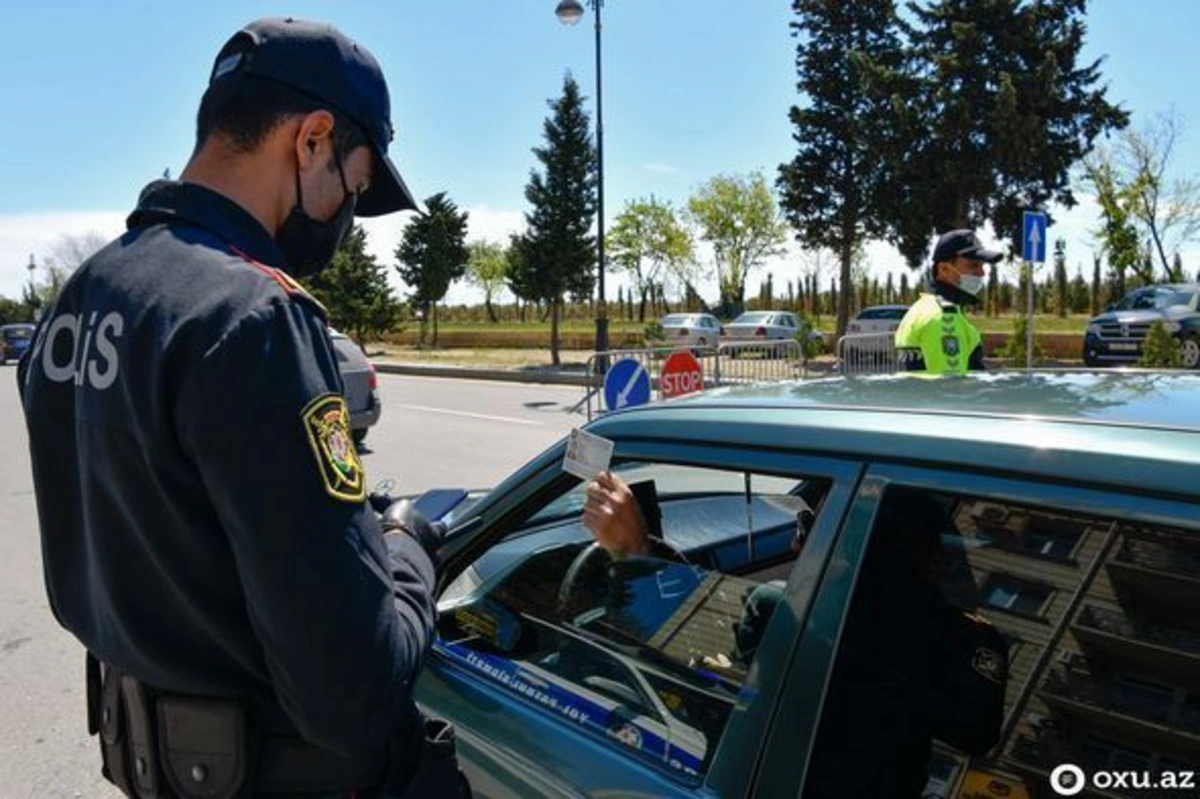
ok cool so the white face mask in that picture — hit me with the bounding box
[957,273,985,296]
[946,264,985,296]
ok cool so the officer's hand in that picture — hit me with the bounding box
[381,499,446,562]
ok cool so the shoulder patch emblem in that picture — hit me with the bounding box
[971,646,1007,684]
[942,335,961,356]
[301,394,365,502]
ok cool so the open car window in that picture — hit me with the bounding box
[437,460,829,783]
[804,484,1200,799]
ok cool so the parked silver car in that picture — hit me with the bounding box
[330,330,381,444]
[722,310,824,354]
[659,313,723,349]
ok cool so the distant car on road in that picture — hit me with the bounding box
[330,330,381,444]
[659,313,722,349]
[847,304,908,335]
[1083,283,1200,368]
[0,323,35,365]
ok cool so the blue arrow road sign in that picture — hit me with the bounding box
[603,357,651,411]
[1022,211,1048,263]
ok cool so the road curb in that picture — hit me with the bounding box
[373,361,592,387]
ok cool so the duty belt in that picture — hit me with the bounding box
[86,653,388,798]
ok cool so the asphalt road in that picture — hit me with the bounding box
[0,369,583,797]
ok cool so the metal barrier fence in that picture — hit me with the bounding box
[836,332,900,376]
[579,340,809,420]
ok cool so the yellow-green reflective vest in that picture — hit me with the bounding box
[893,293,981,374]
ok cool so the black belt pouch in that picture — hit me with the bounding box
[156,696,252,799]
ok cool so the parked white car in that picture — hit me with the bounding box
[659,313,723,349]
[847,304,909,335]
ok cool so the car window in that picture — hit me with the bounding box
[733,312,772,324]
[662,315,689,326]
[3,326,33,342]
[803,485,1200,799]
[438,460,830,783]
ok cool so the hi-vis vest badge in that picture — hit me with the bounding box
[302,394,365,502]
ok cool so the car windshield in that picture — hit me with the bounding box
[856,307,906,320]
[661,315,691,326]
[3,326,33,342]
[732,312,773,324]
[1114,289,1196,310]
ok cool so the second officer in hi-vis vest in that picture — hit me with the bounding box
[894,229,1002,373]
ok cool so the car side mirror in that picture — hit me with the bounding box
[1105,303,1115,312]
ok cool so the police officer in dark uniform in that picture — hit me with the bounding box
[894,229,1002,373]
[19,17,457,798]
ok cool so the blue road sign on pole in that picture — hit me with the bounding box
[1022,211,1048,264]
[603,357,650,411]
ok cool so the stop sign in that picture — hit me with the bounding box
[660,350,704,399]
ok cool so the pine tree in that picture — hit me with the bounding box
[1069,267,1090,313]
[884,0,1128,264]
[1091,253,1102,315]
[899,272,910,305]
[1054,239,1068,317]
[395,192,469,347]
[778,0,903,336]
[521,74,597,365]
[307,224,402,349]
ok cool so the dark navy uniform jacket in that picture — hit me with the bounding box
[19,180,435,761]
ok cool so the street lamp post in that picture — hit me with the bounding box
[555,0,608,359]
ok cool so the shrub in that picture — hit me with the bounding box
[1138,320,1182,367]
[998,316,1046,366]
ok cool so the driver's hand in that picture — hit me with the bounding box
[582,471,651,555]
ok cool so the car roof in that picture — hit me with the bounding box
[585,371,1200,499]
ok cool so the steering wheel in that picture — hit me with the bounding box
[556,539,690,624]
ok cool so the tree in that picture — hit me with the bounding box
[48,231,109,273]
[466,240,510,323]
[880,0,1128,265]
[1083,153,1144,291]
[1091,252,1102,315]
[520,74,597,365]
[1069,266,1090,314]
[607,197,693,322]
[1119,109,1200,277]
[306,225,402,350]
[1053,239,1069,317]
[778,0,903,336]
[396,192,469,347]
[687,172,787,316]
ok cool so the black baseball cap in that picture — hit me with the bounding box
[931,229,1003,265]
[209,17,418,217]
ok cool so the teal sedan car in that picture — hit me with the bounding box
[417,372,1200,799]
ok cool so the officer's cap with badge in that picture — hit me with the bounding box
[931,230,1004,266]
[207,17,418,217]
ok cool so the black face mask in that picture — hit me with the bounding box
[276,153,356,279]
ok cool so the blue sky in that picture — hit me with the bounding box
[1,1,1196,304]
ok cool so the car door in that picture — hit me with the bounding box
[419,439,863,798]
[764,463,1200,799]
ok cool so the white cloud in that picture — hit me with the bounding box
[0,211,126,299]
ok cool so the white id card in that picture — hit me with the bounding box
[562,428,614,480]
